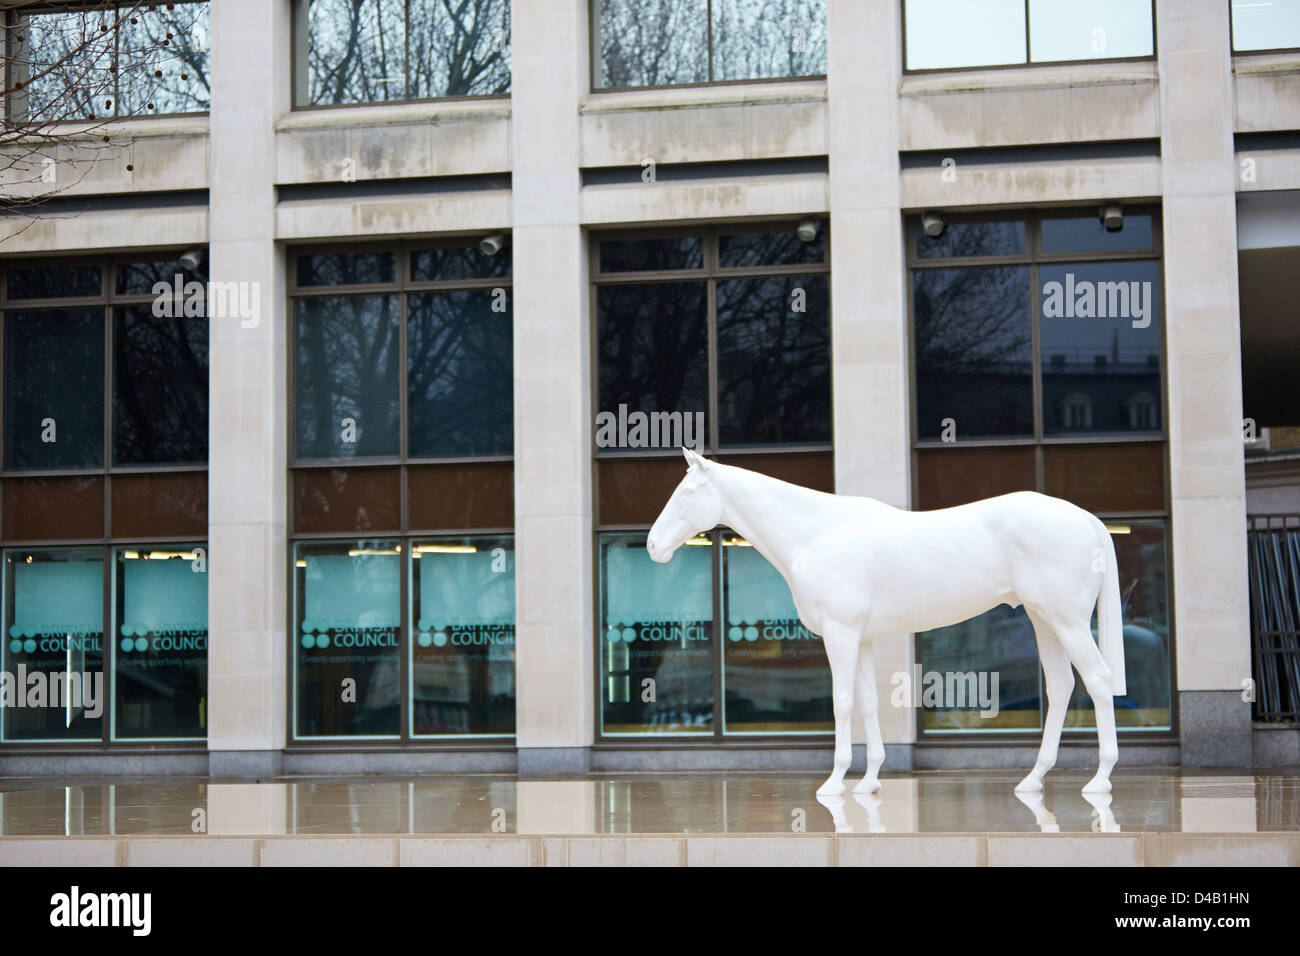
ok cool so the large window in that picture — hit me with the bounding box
[1232,0,1300,52]
[293,0,511,107]
[593,0,826,90]
[903,0,1154,71]
[908,210,1172,734]
[0,256,209,744]
[4,2,210,122]
[594,223,833,737]
[289,242,515,740]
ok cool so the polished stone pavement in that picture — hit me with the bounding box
[1,770,1297,865]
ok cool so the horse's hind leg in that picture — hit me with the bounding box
[852,640,885,794]
[1054,623,1120,794]
[1015,611,1074,793]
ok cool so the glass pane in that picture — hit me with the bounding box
[1042,443,1166,513]
[407,290,513,458]
[719,224,826,267]
[114,260,204,296]
[115,1,212,115]
[1041,213,1153,253]
[913,266,1033,440]
[596,281,708,451]
[110,473,208,539]
[293,467,401,535]
[294,295,400,459]
[716,273,830,446]
[914,447,1037,510]
[294,540,401,738]
[113,305,208,466]
[113,548,208,740]
[410,535,515,735]
[1065,520,1172,730]
[410,245,510,282]
[916,220,1026,259]
[710,0,827,81]
[4,308,104,470]
[722,534,831,733]
[407,462,514,530]
[2,477,104,541]
[597,0,708,88]
[296,252,395,287]
[6,10,116,121]
[1233,0,1300,51]
[903,0,1027,69]
[408,0,511,97]
[1028,0,1154,62]
[6,263,101,299]
[920,605,1043,732]
[598,237,703,273]
[1,549,104,742]
[1040,261,1162,436]
[600,533,714,734]
[302,0,406,105]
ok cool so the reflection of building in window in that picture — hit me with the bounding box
[1063,392,1093,429]
[1127,392,1158,431]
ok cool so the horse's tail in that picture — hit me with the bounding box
[1093,517,1126,698]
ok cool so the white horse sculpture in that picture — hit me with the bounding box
[647,448,1126,797]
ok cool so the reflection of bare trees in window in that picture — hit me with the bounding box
[303,0,509,105]
[716,274,829,445]
[295,295,401,459]
[711,0,825,83]
[114,305,208,465]
[598,0,824,88]
[597,282,709,446]
[407,290,512,457]
[913,266,1033,438]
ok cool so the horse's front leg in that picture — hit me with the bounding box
[816,620,861,797]
[852,640,885,794]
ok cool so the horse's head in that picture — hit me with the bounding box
[647,448,723,563]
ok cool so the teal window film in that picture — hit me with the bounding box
[1,549,104,742]
[113,548,208,740]
[293,540,401,738]
[721,536,831,734]
[600,533,714,734]
[409,536,515,736]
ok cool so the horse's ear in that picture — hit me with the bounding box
[682,447,709,471]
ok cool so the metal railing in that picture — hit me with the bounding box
[1248,515,1300,721]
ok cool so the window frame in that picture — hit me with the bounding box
[589,220,837,745]
[904,206,1178,744]
[900,0,1159,75]
[588,0,828,94]
[1229,0,1300,55]
[3,0,212,123]
[289,0,512,112]
[589,221,833,459]
[0,252,210,752]
[285,240,517,749]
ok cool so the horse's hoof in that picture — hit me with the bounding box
[816,780,845,796]
[852,778,881,794]
[1014,777,1043,793]
[1082,779,1112,794]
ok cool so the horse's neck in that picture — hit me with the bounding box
[711,464,828,575]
